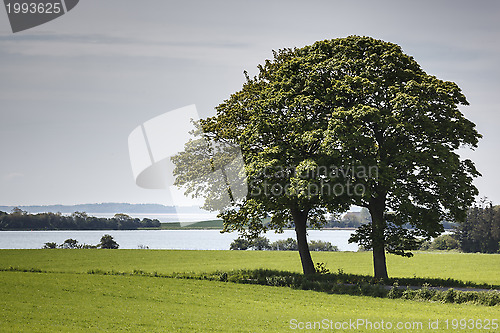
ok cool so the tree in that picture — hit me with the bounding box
[11,207,27,215]
[429,234,459,251]
[173,47,352,275]
[172,36,480,277]
[454,200,500,253]
[251,236,270,250]
[98,234,119,249]
[43,242,57,249]
[229,237,251,250]
[61,238,79,249]
[319,37,481,278]
[269,238,298,251]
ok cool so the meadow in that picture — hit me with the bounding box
[0,250,498,332]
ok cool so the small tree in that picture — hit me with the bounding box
[230,237,251,250]
[61,238,79,249]
[99,234,119,249]
[308,240,338,252]
[454,200,500,253]
[430,234,459,251]
[43,242,57,249]
[251,236,270,250]
[270,238,298,251]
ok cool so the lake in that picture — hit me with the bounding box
[0,229,359,251]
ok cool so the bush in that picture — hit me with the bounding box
[98,234,119,249]
[230,236,340,251]
[43,242,57,249]
[431,234,459,250]
[80,244,98,249]
[269,238,298,251]
[309,240,338,251]
[418,234,460,251]
[250,236,270,250]
[418,240,432,250]
[61,238,79,249]
[230,237,251,250]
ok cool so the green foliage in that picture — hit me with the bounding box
[0,210,161,230]
[41,237,106,249]
[98,234,119,249]
[61,238,79,249]
[172,36,481,278]
[430,234,460,251]
[454,200,500,253]
[229,237,251,250]
[308,240,339,251]
[250,236,270,250]
[43,242,57,249]
[229,236,338,251]
[315,262,330,274]
[269,238,298,251]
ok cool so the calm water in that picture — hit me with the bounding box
[0,229,358,251]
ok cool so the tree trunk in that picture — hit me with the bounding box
[369,202,389,279]
[291,208,316,275]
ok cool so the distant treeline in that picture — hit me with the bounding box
[454,202,500,253]
[0,208,160,230]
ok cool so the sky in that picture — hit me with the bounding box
[0,0,499,207]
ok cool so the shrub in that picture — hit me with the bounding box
[315,262,330,275]
[431,234,459,250]
[61,238,79,249]
[43,242,57,249]
[418,240,432,250]
[229,237,251,250]
[250,236,270,250]
[80,244,98,249]
[270,238,298,251]
[98,234,119,249]
[309,240,338,251]
[387,282,403,299]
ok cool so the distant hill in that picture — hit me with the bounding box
[0,203,209,215]
[184,220,224,229]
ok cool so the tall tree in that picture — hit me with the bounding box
[172,36,480,277]
[454,200,500,253]
[320,37,481,278]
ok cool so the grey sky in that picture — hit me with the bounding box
[0,0,499,206]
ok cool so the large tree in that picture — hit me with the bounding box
[173,36,481,277]
[454,199,500,253]
[317,37,481,278]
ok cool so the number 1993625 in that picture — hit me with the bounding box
[6,2,62,14]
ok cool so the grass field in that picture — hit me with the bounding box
[0,250,498,332]
[1,250,499,285]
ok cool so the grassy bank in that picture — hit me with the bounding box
[0,250,499,285]
[0,250,498,332]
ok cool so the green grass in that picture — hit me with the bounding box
[0,250,499,285]
[0,271,498,332]
[184,219,224,228]
[159,222,182,229]
[0,250,499,332]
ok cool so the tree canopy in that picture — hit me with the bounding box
[172,36,481,277]
[454,199,500,253]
